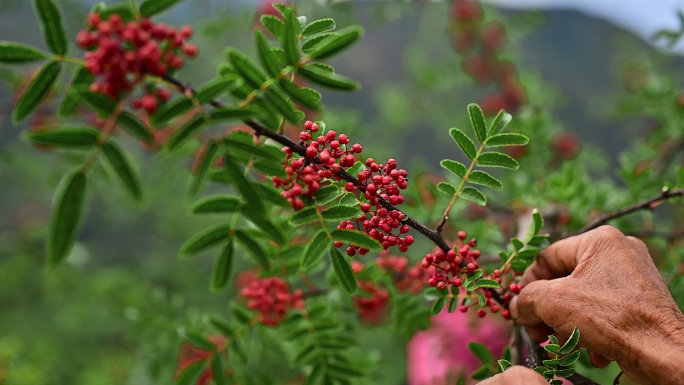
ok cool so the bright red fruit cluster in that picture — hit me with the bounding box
[449,0,527,115]
[241,276,304,327]
[335,157,412,254]
[77,12,198,111]
[275,121,362,209]
[351,261,391,324]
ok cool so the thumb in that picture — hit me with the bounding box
[510,279,565,327]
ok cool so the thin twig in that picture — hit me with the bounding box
[575,187,684,235]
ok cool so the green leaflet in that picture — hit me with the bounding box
[278,78,323,111]
[0,42,48,64]
[431,297,447,315]
[191,195,242,214]
[235,229,269,269]
[188,141,220,198]
[166,116,207,151]
[440,159,467,178]
[175,361,206,385]
[449,127,477,160]
[209,107,256,122]
[468,343,492,365]
[179,224,232,258]
[437,182,457,195]
[96,2,136,21]
[461,187,486,206]
[101,139,143,201]
[302,18,336,36]
[210,239,234,292]
[331,229,382,251]
[330,248,358,295]
[488,109,512,136]
[196,75,240,103]
[223,156,265,214]
[306,26,363,61]
[281,5,300,65]
[139,0,186,17]
[255,30,282,77]
[241,205,286,245]
[289,207,319,226]
[33,0,67,55]
[486,133,529,147]
[227,48,267,89]
[300,230,332,272]
[25,126,99,149]
[468,170,503,190]
[261,15,284,38]
[321,204,362,221]
[47,170,87,269]
[13,60,62,123]
[467,103,487,144]
[151,97,193,127]
[297,64,360,91]
[559,327,580,354]
[118,112,153,144]
[58,66,93,117]
[477,152,519,170]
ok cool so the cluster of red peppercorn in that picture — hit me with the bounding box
[77,12,198,113]
[449,0,527,115]
[335,157,413,255]
[351,261,391,324]
[274,121,362,209]
[241,276,304,327]
[420,230,522,319]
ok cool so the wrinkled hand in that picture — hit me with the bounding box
[479,366,547,384]
[510,226,684,385]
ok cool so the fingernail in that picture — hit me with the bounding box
[509,295,519,320]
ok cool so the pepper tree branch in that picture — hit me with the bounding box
[575,187,684,235]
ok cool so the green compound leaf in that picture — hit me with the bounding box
[486,133,529,147]
[235,229,269,269]
[166,115,207,151]
[468,170,503,190]
[47,170,87,269]
[179,224,232,259]
[279,78,322,111]
[223,137,281,162]
[488,109,512,136]
[140,0,186,17]
[261,15,284,38]
[331,229,382,251]
[191,195,242,215]
[321,204,362,221]
[306,26,363,61]
[58,66,93,117]
[255,30,282,78]
[74,89,115,117]
[210,239,234,292]
[289,207,319,226]
[449,127,477,160]
[330,247,358,295]
[300,230,332,272]
[209,107,256,122]
[196,75,241,103]
[0,42,48,64]
[226,48,267,89]
[468,342,493,365]
[460,186,487,206]
[223,156,265,214]
[151,97,193,127]
[559,327,580,355]
[440,159,467,178]
[477,152,519,170]
[33,0,67,55]
[302,18,336,36]
[302,32,338,52]
[473,278,500,289]
[13,60,62,123]
[101,139,143,201]
[467,103,487,144]
[188,141,220,198]
[25,126,99,149]
[175,361,206,385]
[297,64,360,91]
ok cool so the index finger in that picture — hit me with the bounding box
[520,233,583,286]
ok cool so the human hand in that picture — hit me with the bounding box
[510,225,684,384]
[479,366,547,384]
